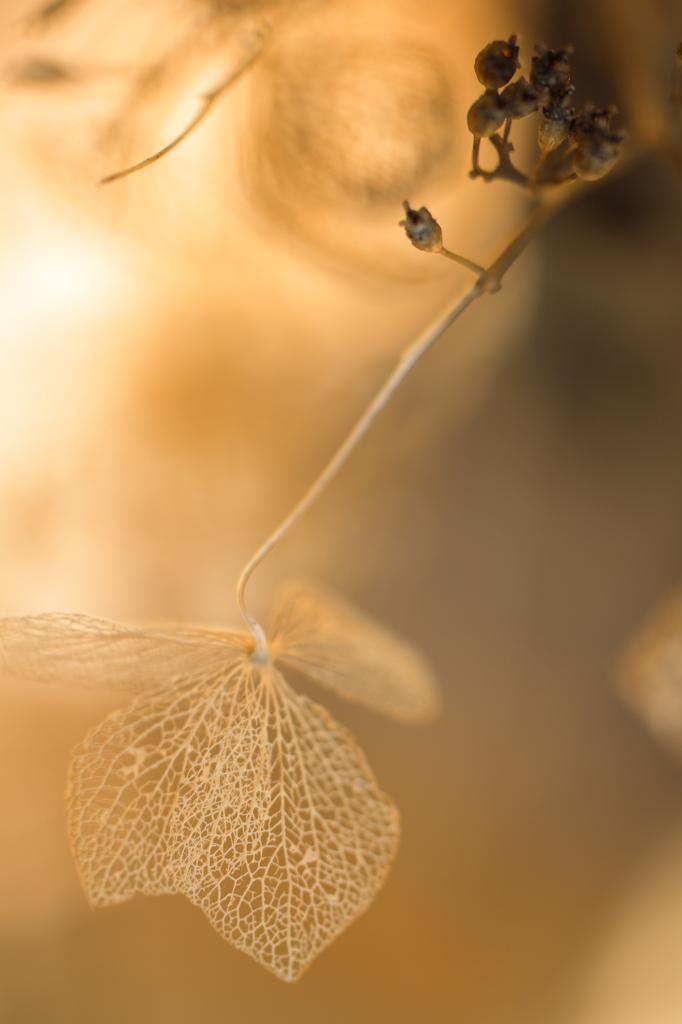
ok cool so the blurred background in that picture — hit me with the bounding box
[1,0,682,1021]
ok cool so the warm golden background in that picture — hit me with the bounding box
[1,0,682,1021]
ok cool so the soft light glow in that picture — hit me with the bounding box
[0,225,135,344]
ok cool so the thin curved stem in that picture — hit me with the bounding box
[528,150,547,190]
[471,136,482,177]
[439,248,487,277]
[99,25,270,186]
[237,202,554,647]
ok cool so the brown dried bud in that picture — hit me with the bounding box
[538,110,570,151]
[571,140,621,180]
[467,90,507,138]
[399,201,443,252]
[474,35,520,90]
[500,77,539,119]
[530,44,573,103]
[537,88,574,151]
[569,104,623,147]
[569,103,626,180]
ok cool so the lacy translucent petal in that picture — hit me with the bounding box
[67,655,399,981]
[68,659,249,904]
[0,612,248,693]
[268,580,440,722]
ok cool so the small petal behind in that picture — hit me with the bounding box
[268,580,440,722]
[619,585,682,759]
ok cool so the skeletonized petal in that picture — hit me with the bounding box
[0,611,249,693]
[268,580,440,722]
[170,665,400,981]
[68,658,251,905]
[619,586,682,758]
[68,656,399,981]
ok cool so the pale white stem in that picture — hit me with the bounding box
[237,203,553,653]
[237,281,483,654]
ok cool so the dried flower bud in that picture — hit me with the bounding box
[569,104,622,148]
[474,35,520,90]
[500,76,539,119]
[530,44,573,103]
[569,103,626,180]
[571,144,619,181]
[399,201,443,252]
[467,90,507,138]
[537,88,574,151]
[538,109,570,151]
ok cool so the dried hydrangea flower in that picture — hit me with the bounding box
[0,580,438,981]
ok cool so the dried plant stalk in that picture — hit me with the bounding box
[236,200,556,652]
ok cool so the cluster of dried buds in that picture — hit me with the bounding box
[399,35,627,288]
[467,36,626,186]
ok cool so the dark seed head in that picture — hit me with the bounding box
[530,44,573,103]
[467,90,507,138]
[500,77,539,120]
[474,35,520,90]
[569,103,626,180]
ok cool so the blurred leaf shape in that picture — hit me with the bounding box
[619,586,682,759]
[0,582,438,980]
[269,580,440,722]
